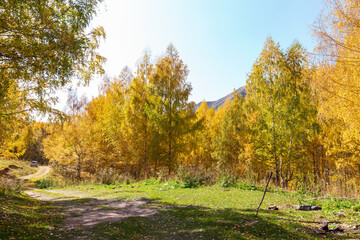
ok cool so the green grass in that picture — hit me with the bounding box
[0,193,62,240]
[0,158,37,178]
[2,180,360,239]
[27,182,360,239]
[35,178,56,189]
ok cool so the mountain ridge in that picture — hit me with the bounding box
[196,86,246,110]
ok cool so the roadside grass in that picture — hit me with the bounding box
[0,193,62,240]
[32,182,360,239]
[0,159,37,178]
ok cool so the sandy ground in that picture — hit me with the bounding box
[20,166,51,180]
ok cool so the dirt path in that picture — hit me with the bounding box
[20,166,51,180]
[25,189,157,235]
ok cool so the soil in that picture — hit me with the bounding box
[8,165,21,169]
[23,168,157,237]
[0,167,11,176]
[64,198,157,229]
[25,189,158,231]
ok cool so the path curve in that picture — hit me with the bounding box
[20,166,51,180]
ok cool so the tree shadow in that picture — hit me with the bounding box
[56,197,345,240]
[0,193,63,240]
[2,192,356,240]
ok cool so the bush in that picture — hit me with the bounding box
[237,181,262,191]
[167,180,182,189]
[218,173,237,188]
[35,178,55,189]
[177,167,206,188]
[96,168,122,185]
[142,177,161,186]
[275,188,286,195]
[55,166,79,183]
[352,205,360,212]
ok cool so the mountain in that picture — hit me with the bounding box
[196,86,246,110]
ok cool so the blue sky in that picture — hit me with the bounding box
[80,0,324,104]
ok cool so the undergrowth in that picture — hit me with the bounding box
[35,178,56,189]
[0,178,21,195]
[177,167,207,188]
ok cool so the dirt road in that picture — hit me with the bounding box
[23,167,157,238]
[25,188,157,236]
[20,166,51,180]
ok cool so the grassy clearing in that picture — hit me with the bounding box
[0,158,37,178]
[1,173,360,239]
[25,182,360,239]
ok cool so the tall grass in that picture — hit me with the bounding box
[96,168,124,185]
[35,178,56,189]
[0,178,21,195]
[177,166,209,188]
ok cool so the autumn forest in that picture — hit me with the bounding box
[2,0,360,198]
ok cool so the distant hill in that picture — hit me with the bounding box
[196,86,246,110]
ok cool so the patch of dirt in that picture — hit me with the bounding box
[64,198,157,229]
[8,165,21,169]
[46,189,90,198]
[0,168,15,179]
[0,167,10,176]
[25,190,158,230]
[25,190,71,201]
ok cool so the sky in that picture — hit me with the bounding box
[72,0,324,105]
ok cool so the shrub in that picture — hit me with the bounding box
[35,178,55,189]
[237,181,262,191]
[167,180,182,189]
[97,168,121,185]
[177,167,206,188]
[352,205,360,212]
[142,177,161,186]
[55,166,79,182]
[218,173,237,188]
[275,188,286,195]
[155,168,168,182]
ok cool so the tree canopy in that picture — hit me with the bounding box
[0,0,105,115]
